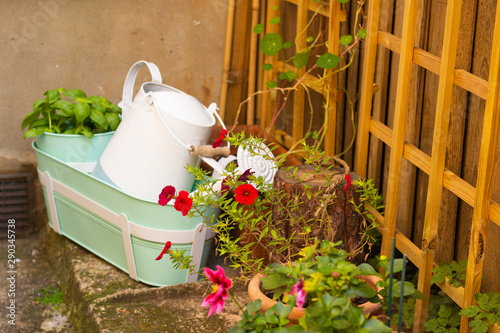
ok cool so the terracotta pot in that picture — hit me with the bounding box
[248,273,384,325]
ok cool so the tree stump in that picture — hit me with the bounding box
[271,165,365,264]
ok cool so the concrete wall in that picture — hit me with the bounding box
[1,0,228,168]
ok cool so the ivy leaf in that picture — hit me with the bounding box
[339,35,353,45]
[253,23,264,34]
[260,33,282,56]
[357,29,367,39]
[269,17,280,25]
[266,80,277,89]
[317,52,340,69]
[293,50,311,69]
[263,63,273,71]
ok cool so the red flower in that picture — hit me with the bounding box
[344,174,352,192]
[174,190,193,216]
[201,265,232,317]
[155,241,172,261]
[158,186,176,206]
[212,129,228,148]
[234,183,258,205]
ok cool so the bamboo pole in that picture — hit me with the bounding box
[292,0,309,142]
[413,0,463,330]
[460,1,500,331]
[247,0,260,125]
[259,0,280,132]
[324,0,340,155]
[219,0,236,121]
[353,0,382,177]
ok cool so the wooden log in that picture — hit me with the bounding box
[271,164,365,264]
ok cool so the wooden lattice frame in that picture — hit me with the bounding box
[258,0,346,155]
[354,0,500,332]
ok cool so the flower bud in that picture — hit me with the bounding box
[332,271,340,278]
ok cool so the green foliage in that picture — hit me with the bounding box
[459,292,500,333]
[424,292,462,333]
[33,286,64,310]
[228,300,304,332]
[430,259,467,288]
[230,241,391,332]
[22,88,121,139]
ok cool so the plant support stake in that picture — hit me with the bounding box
[398,254,407,333]
[387,237,396,326]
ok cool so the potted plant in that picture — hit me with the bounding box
[22,88,121,165]
[156,131,382,276]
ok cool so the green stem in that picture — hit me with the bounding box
[229,290,244,313]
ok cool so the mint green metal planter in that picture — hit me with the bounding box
[34,142,217,287]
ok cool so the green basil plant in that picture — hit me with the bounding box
[22,88,121,139]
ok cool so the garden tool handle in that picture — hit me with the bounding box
[189,145,231,158]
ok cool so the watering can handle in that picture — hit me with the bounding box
[189,145,230,158]
[122,60,162,116]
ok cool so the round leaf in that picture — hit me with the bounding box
[339,35,353,45]
[317,52,340,69]
[357,28,367,39]
[269,17,280,25]
[253,23,264,34]
[263,63,273,71]
[260,33,282,56]
[266,80,277,89]
[282,41,292,49]
[306,36,314,43]
[293,50,311,69]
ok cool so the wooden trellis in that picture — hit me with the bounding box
[354,0,500,332]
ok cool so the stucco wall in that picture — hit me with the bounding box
[1,0,228,167]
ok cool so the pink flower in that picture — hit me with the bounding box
[234,183,258,205]
[201,265,232,317]
[174,191,193,216]
[344,174,352,192]
[155,241,172,261]
[289,279,306,310]
[158,186,176,206]
[212,129,228,148]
